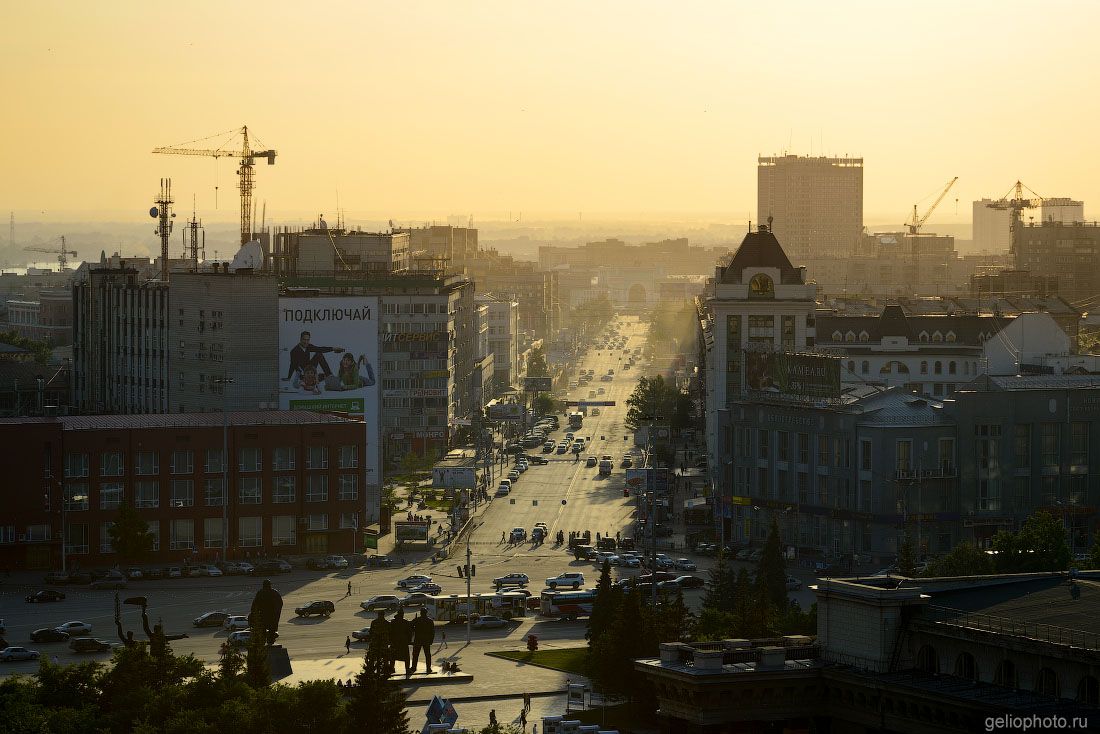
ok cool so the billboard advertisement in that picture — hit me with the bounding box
[524,376,553,392]
[279,297,380,484]
[395,521,430,542]
[745,351,840,398]
[625,468,650,494]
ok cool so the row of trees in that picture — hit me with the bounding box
[0,625,410,733]
[0,328,52,364]
[646,301,698,355]
[898,510,1077,578]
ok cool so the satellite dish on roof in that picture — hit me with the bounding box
[149,207,159,218]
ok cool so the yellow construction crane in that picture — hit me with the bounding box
[907,176,959,235]
[153,126,276,246]
[25,236,77,271]
[985,180,1044,253]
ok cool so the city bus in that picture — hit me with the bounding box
[540,589,597,621]
[568,411,584,430]
[426,592,529,622]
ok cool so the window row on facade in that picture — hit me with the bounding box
[61,473,359,510]
[62,444,359,478]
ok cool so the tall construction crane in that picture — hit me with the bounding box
[985,181,1044,255]
[25,236,77,271]
[152,126,276,246]
[907,176,959,235]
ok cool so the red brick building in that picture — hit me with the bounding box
[0,411,367,571]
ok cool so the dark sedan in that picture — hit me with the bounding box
[192,611,231,628]
[672,575,706,589]
[30,628,70,643]
[26,590,66,603]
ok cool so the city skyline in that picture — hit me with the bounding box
[3,1,1099,224]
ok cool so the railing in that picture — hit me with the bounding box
[924,605,1100,650]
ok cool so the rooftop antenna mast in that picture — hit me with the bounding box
[184,195,204,272]
[152,178,174,281]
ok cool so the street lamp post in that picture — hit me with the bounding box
[212,377,234,561]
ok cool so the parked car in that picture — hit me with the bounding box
[223,616,250,631]
[365,555,395,568]
[510,527,527,542]
[227,630,277,647]
[493,573,529,588]
[217,561,254,575]
[294,600,335,618]
[528,455,549,465]
[125,567,144,579]
[472,615,508,630]
[30,628,70,643]
[1,647,40,662]
[143,567,166,580]
[572,544,596,561]
[26,590,66,603]
[620,456,633,468]
[165,567,183,579]
[351,627,372,641]
[193,611,231,628]
[90,576,127,590]
[656,580,682,592]
[785,576,802,591]
[69,637,111,653]
[67,571,92,585]
[545,572,584,589]
[673,575,706,589]
[54,621,92,636]
[507,470,520,482]
[586,456,598,467]
[397,574,432,589]
[674,558,698,572]
[734,549,752,561]
[361,595,401,612]
[252,559,292,574]
[43,571,70,585]
[619,556,642,568]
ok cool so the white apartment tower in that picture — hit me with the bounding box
[757,155,863,260]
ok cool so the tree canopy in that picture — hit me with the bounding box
[624,375,690,432]
[526,346,549,377]
[107,502,156,562]
[990,510,1070,573]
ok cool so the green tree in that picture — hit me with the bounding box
[991,510,1071,573]
[624,374,682,432]
[731,568,760,637]
[922,541,994,577]
[0,329,51,363]
[244,628,271,688]
[897,535,917,576]
[703,551,736,612]
[107,501,156,562]
[533,393,557,416]
[347,636,409,734]
[586,560,619,645]
[526,346,549,377]
[756,518,788,609]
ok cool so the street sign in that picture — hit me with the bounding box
[565,400,616,407]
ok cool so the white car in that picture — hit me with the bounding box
[595,552,620,565]
[545,572,585,589]
[1,646,40,662]
[507,470,520,481]
[324,555,350,569]
[515,462,528,473]
[398,575,433,589]
[619,556,642,568]
[54,621,91,636]
[400,592,434,608]
[223,615,250,631]
[191,564,224,577]
[473,615,508,630]
[226,629,277,647]
[675,559,697,572]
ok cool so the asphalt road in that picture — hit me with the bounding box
[0,315,816,677]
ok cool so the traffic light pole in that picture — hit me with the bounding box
[465,536,473,645]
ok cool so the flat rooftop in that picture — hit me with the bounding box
[931,575,1100,636]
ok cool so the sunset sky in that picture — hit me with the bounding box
[3,0,1099,227]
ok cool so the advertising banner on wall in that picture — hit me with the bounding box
[279,297,380,485]
[745,351,841,398]
[524,376,553,392]
[395,521,430,542]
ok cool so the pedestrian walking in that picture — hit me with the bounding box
[439,628,448,650]
[345,636,351,655]
[346,580,352,598]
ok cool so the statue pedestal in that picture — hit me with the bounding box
[267,645,293,681]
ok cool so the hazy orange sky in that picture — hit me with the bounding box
[3,1,1099,227]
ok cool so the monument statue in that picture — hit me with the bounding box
[114,593,188,652]
[249,579,283,645]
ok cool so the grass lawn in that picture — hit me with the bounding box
[489,647,589,677]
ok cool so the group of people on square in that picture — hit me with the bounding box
[366,607,440,678]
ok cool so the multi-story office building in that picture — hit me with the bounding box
[72,265,170,414]
[1038,197,1085,224]
[271,227,411,275]
[972,198,1012,252]
[3,289,73,346]
[170,270,279,413]
[815,305,1010,398]
[0,411,366,570]
[757,155,863,259]
[465,253,559,341]
[703,225,816,470]
[477,294,519,391]
[397,225,479,270]
[718,375,1100,562]
[1014,220,1100,302]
